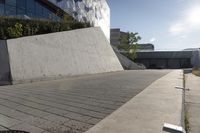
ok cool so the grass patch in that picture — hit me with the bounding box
[185,111,190,132]
[192,68,200,76]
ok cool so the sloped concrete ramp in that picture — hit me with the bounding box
[6,27,123,84]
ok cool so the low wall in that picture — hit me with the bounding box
[191,50,200,68]
[6,27,123,84]
[0,40,11,85]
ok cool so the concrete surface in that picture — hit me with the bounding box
[0,70,169,133]
[86,70,184,133]
[191,50,200,68]
[185,73,200,133]
[6,27,123,84]
[0,40,11,85]
[113,46,146,70]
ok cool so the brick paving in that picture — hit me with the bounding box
[0,70,169,133]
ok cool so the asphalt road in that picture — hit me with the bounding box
[0,70,170,133]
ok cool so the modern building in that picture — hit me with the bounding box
[110,28,154,51]
[137,44,154,52]
[110,28,126,46]
[0,0,110,40]
[134,51,199,69]
[183,48,200,51]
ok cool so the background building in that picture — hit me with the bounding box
[135,51,194,69]
[0,0,63,20]
[110,28,125,46]
[0,0,110,40]
[137,44,154,52]
[110,28,154,51]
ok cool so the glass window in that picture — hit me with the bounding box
[43,7,50,19]
[17,8,25,15]
[26,0,35,12]
[17,0,26,9]
[16,0,26,15]
[5,0,16,6]
[0,0,5,4]
[0,4,4,15]
[5,5,16,15]
[35,1,43,17]
[27,11,34,18]
[1,0,61,20]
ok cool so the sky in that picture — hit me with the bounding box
[107,0,200,51]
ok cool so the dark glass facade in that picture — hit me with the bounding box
[0,0,60,20]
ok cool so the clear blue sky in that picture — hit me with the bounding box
[107,0,200,51]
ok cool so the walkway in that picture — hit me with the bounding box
[0,70,169,133]
[86,70,184,133]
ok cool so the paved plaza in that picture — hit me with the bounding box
[0,70,170,133]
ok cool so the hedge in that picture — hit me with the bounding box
[0,17,91,39]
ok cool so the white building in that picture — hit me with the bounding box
[48,0,110,40]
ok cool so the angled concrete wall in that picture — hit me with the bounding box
[112,47,145,70]
[6,27,123,84]
[0,40,11,85]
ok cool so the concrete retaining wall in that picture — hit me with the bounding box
[6,27,123,84]
[112,47,145,70]
[191,50,200,68]
[0,40,11,85]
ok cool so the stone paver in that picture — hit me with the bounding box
[10,123,45,133]
[185,73,200,133]
[86,70,184,133]
[0,70,170,132]
[0,114,22,128]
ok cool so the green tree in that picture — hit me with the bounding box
[118,32,141,60]
[129,32,141,45]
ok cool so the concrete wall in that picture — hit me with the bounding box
[191,50,200,68]
[6,27,123,84]
[112,47,145,70]
[0,40,11,85]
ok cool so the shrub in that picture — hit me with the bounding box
[192,68,200,76]
[0,16,91,39]
[7,22,23,38]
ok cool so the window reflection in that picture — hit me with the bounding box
[0,0,61,21]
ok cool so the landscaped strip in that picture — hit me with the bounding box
[192,68,200,77]
[0,17,90,40]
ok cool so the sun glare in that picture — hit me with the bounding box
[187,6,200,26]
